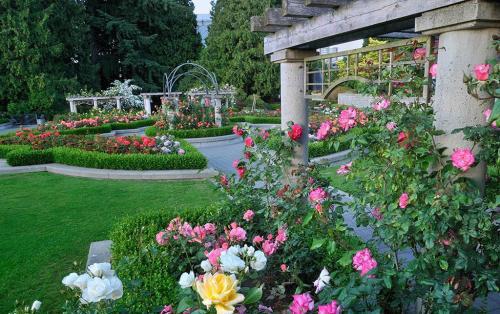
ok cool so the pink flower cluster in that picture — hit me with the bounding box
[253,227,287,256]
[318,301,342,314]
[451,148,475,172]
[289,293,314,314]
[228,222,247,242]
[399,193,409,209]
[60,118,100,129]
[352,248,377,276]
[372,98,390,111]
[233,125,244,136]
[155,217,218,246]
[336,162,352,175]
[232,159,247,178]
[244,137,254,148]
[316,121,332,140]
[243,210,254,222]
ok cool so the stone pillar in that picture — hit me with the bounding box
[93,98,98,110]
[271,49,317,166]
[69,100,77,113]
[115,97,122,110]
[143,95,152,115]
[415,0,499,189]
[213,96,223,127]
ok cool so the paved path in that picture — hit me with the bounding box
[191,139,244,174]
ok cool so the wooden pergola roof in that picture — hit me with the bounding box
[251,0,470,55]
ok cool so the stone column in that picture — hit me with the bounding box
[271,49,317,166]
[143,95,152,115]
[213,95,223,127]
[115,97,122,110]
[93,98,98,110]
[415,0,499,189]
[69,100,77,113]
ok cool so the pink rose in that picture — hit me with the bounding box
[386,122,397,131]
[309,187,327,203]
[473,64,491,81]
[243,210,255,222]
[353,248,377,276]
[399,193,409,209]
[451,148,475,172]
[178,149,185,155]
[232,160,240,169]
[156,231,168,246]
[336,162,352,175]
[280,264,288,272]
[288,124,303,141]
[371,207,383,221]
[229,226,247,242]
[253,235,264,244]
[259,129,270,140]
[276,227,288,244]
[318,301,342,314]
[236,167,246,178]
[316,121,332,140]
[204,223,216,234]
[413,48,426,61]
[484,108,492,121]
[244,137,254,148]
[220,175,229,187]
[429,63,438,79]
[232,125,244,136]
[262,240,278,256]
[161,305,174,314]
[372,98,390,111]
[338,107,357,131]
[289,293,314,314]
[207,248,224,266]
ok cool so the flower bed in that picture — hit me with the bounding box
[229,115,281,124]
[0,132,207,170]
[145,125,234,138]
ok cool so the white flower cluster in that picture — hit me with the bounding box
[62,262,123,304]
[154,135,184,155]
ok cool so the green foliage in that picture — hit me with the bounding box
[146,126,233,138]
[110,205,236,313]
[200,0,279,99]
[229,116,281,124]
[58,125,113,136]
[1,140,207,170]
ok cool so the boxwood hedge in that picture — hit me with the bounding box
[229,116,281,124]
[110,205,238,313]
[0,139,207,170]
[59,119,155,135]
[145,126,233,138]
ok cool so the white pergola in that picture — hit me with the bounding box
[251,0,499,188]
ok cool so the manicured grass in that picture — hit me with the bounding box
[0,173,222,313]
[320,165,360,196]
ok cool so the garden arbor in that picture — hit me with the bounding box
[252,0,499,188]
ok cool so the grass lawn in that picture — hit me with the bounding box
[0,173,222,313]
[320,165,360,196]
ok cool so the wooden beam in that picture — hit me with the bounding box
[250,16,286,33]
[282,0,330,18]
[263,0,468,54]
[264,8,307,26]
[305,0,347,8]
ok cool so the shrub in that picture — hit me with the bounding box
[0,144,30,158]
[229,116,281,124]
[59,125,113,135]
[146,126,233,138]
[6,147,53,166]
[110,205,238,313]
[110,119,155,130]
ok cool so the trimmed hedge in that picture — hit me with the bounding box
[229,115,281,124]
[110,205,238,313]
[0,140,207,170]
[145,125,233,138]
[58,119,155,135]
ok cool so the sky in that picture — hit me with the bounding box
[193,0,212,14]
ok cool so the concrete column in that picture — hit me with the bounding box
[69,100,77,113]
[271,49,318,166]
[416,0,499,189]
[93,98,98,110]
[116,97,122,110]
[213,96,222,127]
[143,96,152,115]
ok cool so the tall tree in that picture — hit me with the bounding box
[87,0,202,92]
[200,0,280,99]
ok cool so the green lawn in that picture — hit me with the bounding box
[320,165,360,196]
[0,173,222,313]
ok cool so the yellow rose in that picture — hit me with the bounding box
[195,273,245,314]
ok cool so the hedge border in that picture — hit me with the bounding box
[229,116,281,124]
[0,140,207,170]
[58,119,155,135]
[145,125,233,138]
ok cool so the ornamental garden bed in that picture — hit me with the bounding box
[229,115,281,124]
[145,125,234,138]
[0,132,207,170]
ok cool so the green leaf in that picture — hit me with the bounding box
[311,238,326,250]
[338,251,354,267]
[302,211,313,226]
[327,241,336,254]
[243,286,263,304]
[439,260,449,271]
[384,276,392,289]
[176,296,195,313]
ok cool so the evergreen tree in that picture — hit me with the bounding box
[200,0,280,99]
[87,0,202,92]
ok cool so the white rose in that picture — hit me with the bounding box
[243,245,255,257]
[200,260,212,272]
[62,272,79,289]
[88,263,113,277]
[227,245,241,255]
[106,275,123,300]
[220,251,245,274]
[250,250,267,271]
[31,300,42,311]
[313,267,331,294]
[178,271,195,289]
[74,273,91,290]
[82,277,113,303]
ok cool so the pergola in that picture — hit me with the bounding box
[251,0,499,188]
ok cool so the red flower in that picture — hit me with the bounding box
[288,124,303,141]
[244,137,254,148]
[244,151,252,159]
[232,125,244,136]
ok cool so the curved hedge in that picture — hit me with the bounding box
[0,140,207,170]
[229,116,281,124]
[145,125,233,138]
[57,119,155,135]
[110,205,238,313]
